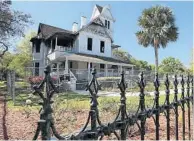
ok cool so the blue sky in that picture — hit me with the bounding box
[11,1,193,67]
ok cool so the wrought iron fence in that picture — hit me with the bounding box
[32,65,193,140]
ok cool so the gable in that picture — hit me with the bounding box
[80,23,113,42]
[100,6,115,22]
[91,6,101,21]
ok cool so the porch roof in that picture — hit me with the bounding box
[55,53,135,67]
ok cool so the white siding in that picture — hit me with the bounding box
[78,31,112,57]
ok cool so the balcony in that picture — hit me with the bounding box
[47,45,76,61]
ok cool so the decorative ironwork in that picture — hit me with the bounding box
[32,65,65,140]
[164,74,170,140]
[173,74,179,140]
[32,67,193,140]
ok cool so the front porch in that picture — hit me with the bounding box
[50,53,134,83]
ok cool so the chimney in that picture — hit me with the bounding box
[80,16,87,29]
[72,22,78,32]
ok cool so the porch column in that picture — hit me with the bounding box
[105,64,108,77]
[131,66,134,89]
[51,39,53,51]
[119,65,123,75]
[55,36,58,50]
[88,62,90,81]
[65,57,68,73]
[57,63,60,83]
[131,66,134,76]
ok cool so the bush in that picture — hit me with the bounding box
[28,76,58,85]
[97,77,120,90]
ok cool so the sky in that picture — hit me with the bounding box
[11,1,193,67]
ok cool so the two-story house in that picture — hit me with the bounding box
[30,4,134,90]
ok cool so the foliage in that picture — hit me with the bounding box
[28,76,44,84]
[8,31,36,77]
[0,0,32,57]
[97,77,120,81]
[112,49,131,63]
[130,58,153,71]
[136,5,178,72]
[0,52,15,80]
[188,48,193,73]
[113,49,154,71]
[159,57,185,74]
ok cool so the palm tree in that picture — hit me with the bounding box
[136,5,178,73]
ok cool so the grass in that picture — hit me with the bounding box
[6,89,182,113]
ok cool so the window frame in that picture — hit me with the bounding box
[100,40,105,53]
[108,21,110,29]
[100,64,105,69]
[87,37,93,51]
[34,62,40,76]
[35,40,41,53]
[105,20,108,28]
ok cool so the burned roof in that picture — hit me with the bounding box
[38,23,75,38]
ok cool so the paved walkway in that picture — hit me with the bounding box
[0,93,8,140]
[74,88,182,97]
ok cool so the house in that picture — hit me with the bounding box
[30,4,134,90]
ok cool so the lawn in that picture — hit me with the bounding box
[4,86,192,140]
[6,90,182,112]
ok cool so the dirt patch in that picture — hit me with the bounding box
[6,106,193,140]
[0,94,8,140]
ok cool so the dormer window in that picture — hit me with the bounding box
[105,20,107,28]
[108,21,110,29]
[105,20,110,29]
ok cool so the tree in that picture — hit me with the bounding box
[112,49,132,63]
[9,31,36,77]
[159,57,185,74]
[189,48,194,73]
[0,0,32,57]
[136,5,178,73]
[113,49,153,71]
[0,52,15,80]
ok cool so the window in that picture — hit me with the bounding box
[32,43,35,53]
[108,21,110,29]
[69,62,73,69]
[35,40,41,53]
[35,62,39,76]
[87,38,92,51]
[100,41,105,53]
[51,40,56,52]
[105,20,107,28]
[100,64,105,69]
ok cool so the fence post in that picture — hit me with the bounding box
[164,74,170,140]
[180,75,186,140]
[138,72,146,140]
[90,69,98,131]
[154,73,160,140]
[11,70,15,105]
[118,71,127,140]
[85,68,101,135]
[32,65,65,140]
[191,77,193,105]
[186,74,191,140]
[173,74,179,140]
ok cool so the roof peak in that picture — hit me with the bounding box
[95,4,103,13]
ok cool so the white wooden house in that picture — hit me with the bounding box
[30,4,134,90]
